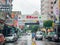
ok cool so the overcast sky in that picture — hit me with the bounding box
[12,0,41,14]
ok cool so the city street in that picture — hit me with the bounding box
[0,0,60,45]
[5,35,60,45]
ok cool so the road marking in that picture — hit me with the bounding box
[32,41,36,45]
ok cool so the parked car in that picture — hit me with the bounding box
[35,31,43,40]
[0,34,5,45]
[52,34,58,41]
[46,32,58,41]
[5,33,18,42]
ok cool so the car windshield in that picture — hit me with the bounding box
[36,32,43,35]
[40,33,43,35]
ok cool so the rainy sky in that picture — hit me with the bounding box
[12,0,41,14]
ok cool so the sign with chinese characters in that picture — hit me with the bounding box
[18,15,38,20]
[53,0,59,21]
[26,15,38,19]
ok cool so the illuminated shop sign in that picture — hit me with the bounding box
[26,15,38,19]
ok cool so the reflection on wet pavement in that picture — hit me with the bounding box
[5,41,60,45]
[5,37,31,45]
[5,37,60,45]
[36,41,60,45]
[5,40,27,45]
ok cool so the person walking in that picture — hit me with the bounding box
[32,32,36,45]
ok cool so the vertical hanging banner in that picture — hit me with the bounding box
[53,0,59,21]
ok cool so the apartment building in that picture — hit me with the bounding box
[41,0,58,20]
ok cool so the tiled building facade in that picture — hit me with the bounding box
[41,0,58,18]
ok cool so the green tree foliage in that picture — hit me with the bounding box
[43,20,53,28]
[25,25,39,33]
[31,25,39,32]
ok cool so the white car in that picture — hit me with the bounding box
[35,31,43,40]
[5,33,18,42]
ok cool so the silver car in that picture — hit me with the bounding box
[5,33,18,42]
[35,31,43,40]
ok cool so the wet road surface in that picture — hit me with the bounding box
[5,36,32,45]
[5,36,60,45]
[35,41,60,45]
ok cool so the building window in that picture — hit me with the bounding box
[51,11,53,14]
[54,0,57,4]
[19,17,21,19]
[51,2,53,4]
[51,7,53,9]
[51,16,53,18]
